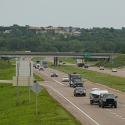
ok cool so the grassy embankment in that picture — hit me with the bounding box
[50,57,125,92]
[0,58,82,125]
[58,57,98,65]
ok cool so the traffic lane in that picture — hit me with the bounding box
[36,66,125,109]
[86,66,125,78]
[34,68,125,125]
[40,79,125,125]
[34,68,99,125]
[45,56,125,78]
[84,81,125,123]
[40,81,99,125]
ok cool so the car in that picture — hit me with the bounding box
[59,60,62,63]
[112,68,117,72]
[100,66,104,70]
[35,63,40,69]
[90,88,101,91]
[84,64,88,68]
[77,63,84,67]
[86,64,91,67]
[34,78,37,83]
[89,88,108,104]
[39,66,44,71]
[62,76,69,82]
[74,87,86,96]
[50,72,58,77]
[98,93,118,108]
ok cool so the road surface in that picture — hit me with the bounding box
[34,67,125,125]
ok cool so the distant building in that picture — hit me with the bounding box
[4,30,11,33]
[27,26,41,30]
[72,31,81,36]
[44,26,59,31]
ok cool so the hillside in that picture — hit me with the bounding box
[0,25,125,53]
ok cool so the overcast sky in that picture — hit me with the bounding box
[1,0,125,29]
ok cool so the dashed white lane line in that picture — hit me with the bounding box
[40,72,64,86]
[105,109,125,121]
[44,85,100,125]
[39,70,125,123]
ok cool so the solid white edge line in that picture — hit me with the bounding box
[44,85,100,125]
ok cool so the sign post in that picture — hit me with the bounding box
[31,83,42,115]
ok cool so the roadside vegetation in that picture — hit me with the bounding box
[58,57,98,66]
[1,25,125,53]
[58,55,125,68]
[0,58,15,69]
[50,64,125,92]
[0,59,82,125]
[31,57,45,62]
[105,55,125,68]
[0,83,81,125]
[58,57,77,64]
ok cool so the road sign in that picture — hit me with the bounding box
[84,52,91,58]
[31,83,42,94]
[110,60,115,64]
[31,83,42,115]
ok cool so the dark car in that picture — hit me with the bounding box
[98,93,117,108]
[50,72,58,77]
[74,87,86,96]
[77,63,84,67]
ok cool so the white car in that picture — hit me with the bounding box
[100,66,104,70]
[62,76,69,82]
[90,88,101,92]
[51,72,58,77]
[112,68,117,72]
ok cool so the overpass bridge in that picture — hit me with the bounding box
[0,51,120,59]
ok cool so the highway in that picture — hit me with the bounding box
[34,66,125,125]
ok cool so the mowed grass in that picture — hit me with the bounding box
[58,57,77,64]
[0,67,16,80]
[0,83,82,125]
[0,59,82,125]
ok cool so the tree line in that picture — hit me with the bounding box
[0,24,125,53]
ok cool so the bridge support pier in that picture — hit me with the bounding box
[54,57,58,66]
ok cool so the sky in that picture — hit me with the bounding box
[0,0,125,29]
